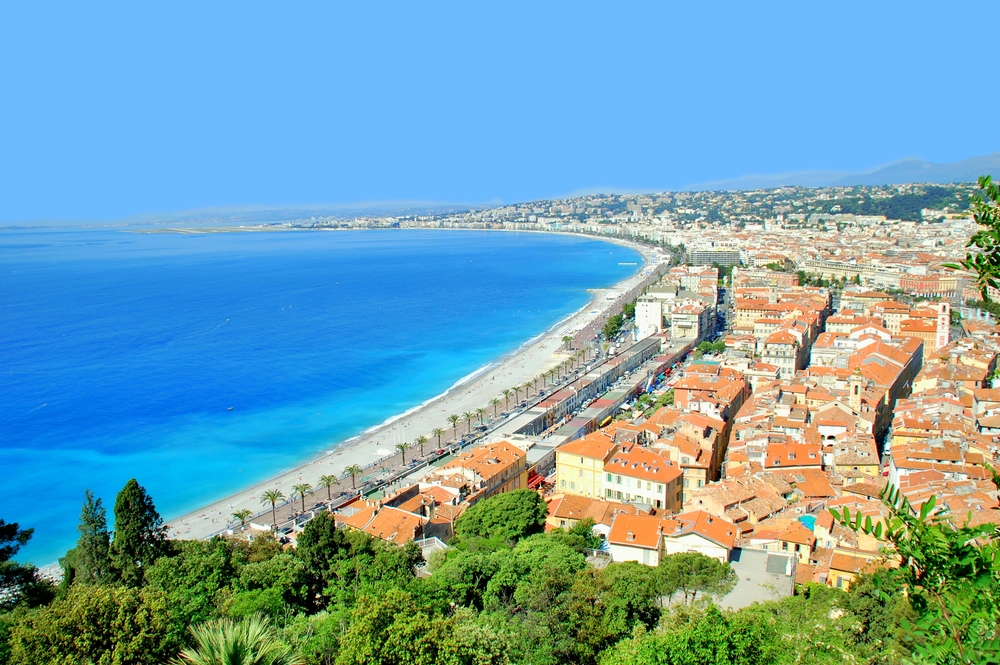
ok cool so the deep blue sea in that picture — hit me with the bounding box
[1,228,641,564]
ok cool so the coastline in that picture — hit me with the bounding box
[165,233,660,542]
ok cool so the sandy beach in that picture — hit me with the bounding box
[167,237,661,541]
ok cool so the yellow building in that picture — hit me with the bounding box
[554,432,618,498]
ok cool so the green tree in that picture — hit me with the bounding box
[71,490,114,586]
[462,411,474,434]
[394,442,408,465]
[562,335,573,349]
[475,407,487,426]
[454,490,547,544]
[0,519,52,610]
[658,552,737,604]
[623,301,636,318]
[232,509,253,531]
[343,465,362,490]
[291,484,312,514]
[260,490,285,528]
[174,614,302,665]
[145,537,239,630]
[598,603,781,665]
[111,478,168,587]
[489,398,502,417]
[335,589,509,665]
[501,389,513,410]
[317,475,339,501]
[8,584,179,665]
[432,428,446,448]
[944,175,1000,300]
[603,314,625,340]
[447,414,461,439]
[414,435,428,457]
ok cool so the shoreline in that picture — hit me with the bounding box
[165,233,661,542]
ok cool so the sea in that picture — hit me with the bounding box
[0,228,642,565]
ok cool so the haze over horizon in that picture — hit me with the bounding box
[1,1,997,224]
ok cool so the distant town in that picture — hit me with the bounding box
[265,180,999,596]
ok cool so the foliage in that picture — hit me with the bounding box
[603,314,624,341]
[7,584,179,665]
[599,604,781,665]
[111,478,168,587]
[944,175,1000,300]
[174,613,302,665]
[145,538,240,628]
[67,490,114,586]
[454,490,547,545]
[696,340,726,355]
[622,301,636,319]
[657,552,737,604]
[0,521,51,612]
[831,483,1000,664]
[335,590,509,665]
[821,185,971,222]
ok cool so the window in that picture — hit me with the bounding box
[578,469,584,477]
[646,481,652,490]
[560,480,566,488]
[616,475,622,484]
[616,491,623,500]
[570,482,575,490]
[683,479,689,488]
[698,480,703,487]
[606,473,613,482]
[657,484,663,492]
[606,489,612,498]
[580,457,584,464]
[682,457,690,464]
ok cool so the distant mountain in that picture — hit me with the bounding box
[684,152,1000,192]
[834,153,1000,187]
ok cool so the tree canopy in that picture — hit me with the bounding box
[454,490,547,544]
[111,478,169,587]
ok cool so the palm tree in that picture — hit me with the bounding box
[533,375,540,391]
[259,490,284,528]
[522,381,533,398]
[291,483,312,514]
[475,407,487,425]
[447,413,461,438]
[512,385,522,402]
[231,509,252,531]
[174,614,303,665]
[502,388,513,410]
[317,474,338,501]
[547,368,557,385]
[344,465,363,490]
[462,411,474,434]
[432,428,445,448]
[395,442,408,464]
[415,435,428,456]
[489,397,502,417]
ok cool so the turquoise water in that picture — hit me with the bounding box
[1,228,641,564]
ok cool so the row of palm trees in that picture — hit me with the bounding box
[228,348,594,533]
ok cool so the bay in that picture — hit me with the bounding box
[0,228,641,564]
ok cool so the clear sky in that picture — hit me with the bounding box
[1,1,996,223]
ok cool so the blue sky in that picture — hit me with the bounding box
[1,1,996,223]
